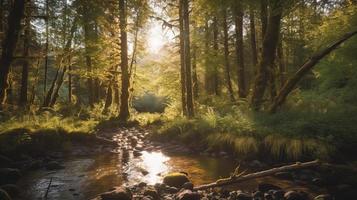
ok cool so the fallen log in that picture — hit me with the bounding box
[194,160,320,191]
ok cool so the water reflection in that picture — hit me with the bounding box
[17,149,238,199]
[125,151,170,185]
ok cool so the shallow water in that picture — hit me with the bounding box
[16,149,239,200]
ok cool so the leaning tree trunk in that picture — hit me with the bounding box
[49,65,67,107]
[235,2,246,98]
[118,0,130,121]
[222,9,235,102]
[0,0,25,107]
[269,30,357,113]
[182,0,194,118]
[251,1,283,110]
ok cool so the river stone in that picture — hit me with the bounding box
[272,190,284,200]
[100,187,132,200]
[236,191,252,200]
[252,191,263,200]
[163,172,190,188]
[0,189,11,200]
[143,188,159,200]
[284,191,306,200]
[314,194,333,200]
[182,182,194,190]
[0,168,21,185]
[0,184,19,198]
[176,189,200,200]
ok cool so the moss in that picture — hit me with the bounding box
[163,172,190,188]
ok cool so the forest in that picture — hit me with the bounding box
[0,0,357,199]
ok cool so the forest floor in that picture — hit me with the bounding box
[0,124,357,200]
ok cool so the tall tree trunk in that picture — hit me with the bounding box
[84,23,94,106]
[0,0,3,34]
[269,30,357,113]
[235,3,246,98]
[204,19,212,94]
[212,16,219,96]
[19,9,30,107]
[44,0,49,98]
[103,82,113,114]
[182,0,194,118]
[118,0,130,121]
[68,64,72,103]
[179,0,187,116]
[0,0,25,107]
[192,43,199,99]
[222,9,235,102]
[251,0,283,110]
[260,0,268,39]
[249,6,258,69]
[277,41,286,87]
[43,19,76,107]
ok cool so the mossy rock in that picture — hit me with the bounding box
[163,172,190,188]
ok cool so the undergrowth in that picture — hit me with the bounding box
[152,95,357,162]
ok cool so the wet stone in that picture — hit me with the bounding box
[284,191,307,200]
[314,194,333,200]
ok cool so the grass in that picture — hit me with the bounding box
[152,96,357,162]
[0,103,121,156]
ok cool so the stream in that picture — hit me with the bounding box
[15,127,322,200]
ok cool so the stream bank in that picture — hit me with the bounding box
[0,126,356,200]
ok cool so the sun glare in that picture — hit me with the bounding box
[147,22,167,53]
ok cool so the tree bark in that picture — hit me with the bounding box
[194,160,320,190]
[182,0,194,118]
[44,0,49,98]
[235,2,246,98]
[49,65,67,107]
[249,6,258,68]
[84,19,94,106]
[212,16,220,96]
[192,43,199,99]
[0,0,25,106]
[222,9,235,102]
[179,0,187,116]
[118,0,130,121]
[103,82,113,114]
[251,0,283,110]
[19,9,31,107]
[277,41,286,87]
[269,30,357,113]
[260,0,268,39]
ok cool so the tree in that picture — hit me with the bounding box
[19,5,31,107]
[0,0,25,107]
[182,0,194,117]
[234,1,246,98]
[118,0,130,121]
[251,0,283,110]
[269,30,357,113]
[222,8,235,102]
